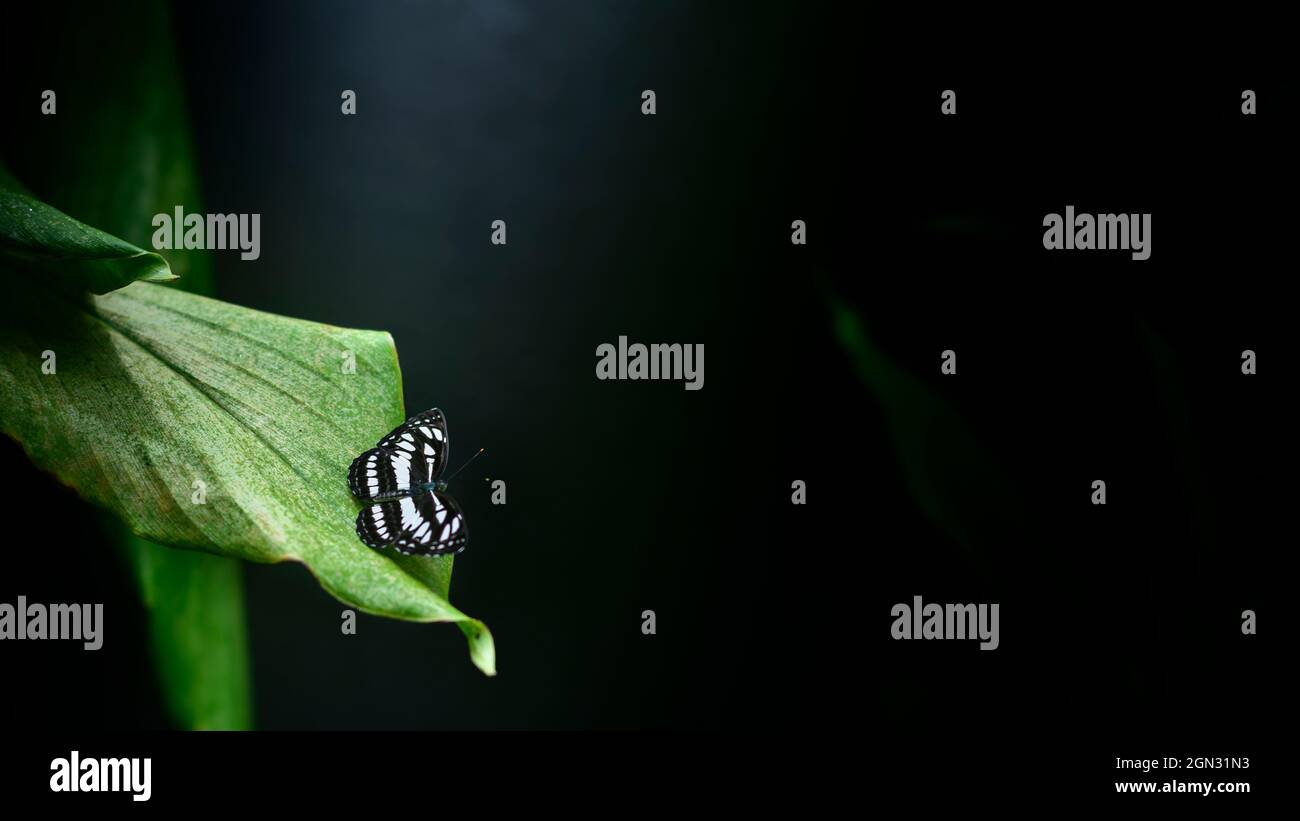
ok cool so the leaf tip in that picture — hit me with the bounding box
[139,252,179,283]
[462,620,497,677]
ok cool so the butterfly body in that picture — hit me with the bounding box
[347,409,468,557]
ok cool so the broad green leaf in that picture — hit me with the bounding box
[2,0,491,698]
[0,277,495,675]
[0,167,175,295]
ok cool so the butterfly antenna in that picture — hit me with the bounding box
[445,448,485,482]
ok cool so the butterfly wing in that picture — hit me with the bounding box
[347,408,450,501]
[377,408,450,482]
[350,409,464,553]
[355,489,468,556]
[393,490,468,556]
[347,446,425,501]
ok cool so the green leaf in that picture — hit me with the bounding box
[3,0,237,727]
[2,0,492,702]
[117,524,252,729]
[0,266,494,676]
[0,167,175,294]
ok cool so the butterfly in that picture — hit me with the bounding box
[347,408,475,556]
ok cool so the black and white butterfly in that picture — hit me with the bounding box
[348,409,471,556]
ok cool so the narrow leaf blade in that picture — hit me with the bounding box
[0,169,175,294]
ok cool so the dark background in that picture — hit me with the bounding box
[0,0,1285,765]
